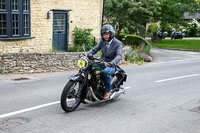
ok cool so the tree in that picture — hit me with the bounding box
[155,0,200,28]
[104,0,158,37]
[103,0,200,37]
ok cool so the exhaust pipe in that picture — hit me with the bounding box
[89,87,101,102]
[88,87,125,102]
[110,88,125,100]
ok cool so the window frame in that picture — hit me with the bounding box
[0,0,6,11]
[0,0,8,37]
[0,13,7,36]
[0,0,31,39]
[22,0,30,37]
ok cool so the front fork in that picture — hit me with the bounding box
[68,73,88,102]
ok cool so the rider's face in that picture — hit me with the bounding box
[103,32,110,41]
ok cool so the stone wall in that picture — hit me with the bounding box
[0,0,103,53]
[0,52,83,74]
[0,47,132,74]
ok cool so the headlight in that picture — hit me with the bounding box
[77,57,88,69]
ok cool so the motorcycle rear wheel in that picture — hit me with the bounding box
[60,80,81,112]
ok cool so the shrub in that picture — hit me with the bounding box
[125,53,144,64]
[148,24,158,36]
[140,43,151,56]
[118,34,152,64]
[188,19,200,37]
[118,34,151,48]
[160,24,172,36]
[125,45,152,65]
[121,34,152,64]
[68,45,83,52]
[72,27,96,51]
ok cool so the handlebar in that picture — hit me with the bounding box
[87,55,116,68]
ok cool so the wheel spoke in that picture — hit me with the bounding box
[61,80,82,112]
[66,82,80,108]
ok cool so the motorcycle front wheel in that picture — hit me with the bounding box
[60,80,82,112]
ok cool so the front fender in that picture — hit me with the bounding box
[69,74,87,101]
[69,74,84,82]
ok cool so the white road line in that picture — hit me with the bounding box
[124,86,131,90]
[168,60,185,62]
[186,58,200,61]
[0,86,132,119]
[155,74,200,83]
[149,62,167,65]
[149,58,200,65]
[0,101,60,119]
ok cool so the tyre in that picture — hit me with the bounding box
[60,80,82,112]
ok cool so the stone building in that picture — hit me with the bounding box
[0,0,103,53]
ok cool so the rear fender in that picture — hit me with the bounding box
[115,70,127,85]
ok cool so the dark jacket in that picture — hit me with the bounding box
[87,37,122,65]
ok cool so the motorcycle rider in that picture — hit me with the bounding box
[87,24,122,100]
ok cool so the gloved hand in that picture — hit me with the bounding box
[104,62,110,67]
[105,62,115,67]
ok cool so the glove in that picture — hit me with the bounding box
[105,62,116,67]
[104,62,110,67]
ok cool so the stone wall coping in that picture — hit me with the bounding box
[0,52,85,55]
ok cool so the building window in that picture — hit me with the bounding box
[0,14,6,35]
[0,0,6,10]
[24,14,29,35]
[23,0,28,11]
[53,14,66,32]
[0,0,31,39]
[12,0,18,11]
[12,14,19,36]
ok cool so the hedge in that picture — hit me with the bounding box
[118,34,151,48]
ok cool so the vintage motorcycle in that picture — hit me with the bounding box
[60,46,127,112]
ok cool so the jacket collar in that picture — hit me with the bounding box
[107,39,113,45]
[105,38,115,54]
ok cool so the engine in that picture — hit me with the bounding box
[91,67,104,99]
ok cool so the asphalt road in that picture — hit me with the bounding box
[0,48,200,133]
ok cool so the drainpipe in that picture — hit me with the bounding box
[101,0,105,27]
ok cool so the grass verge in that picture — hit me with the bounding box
[151,39,200,51]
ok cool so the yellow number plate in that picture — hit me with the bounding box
[77,60,86,68]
